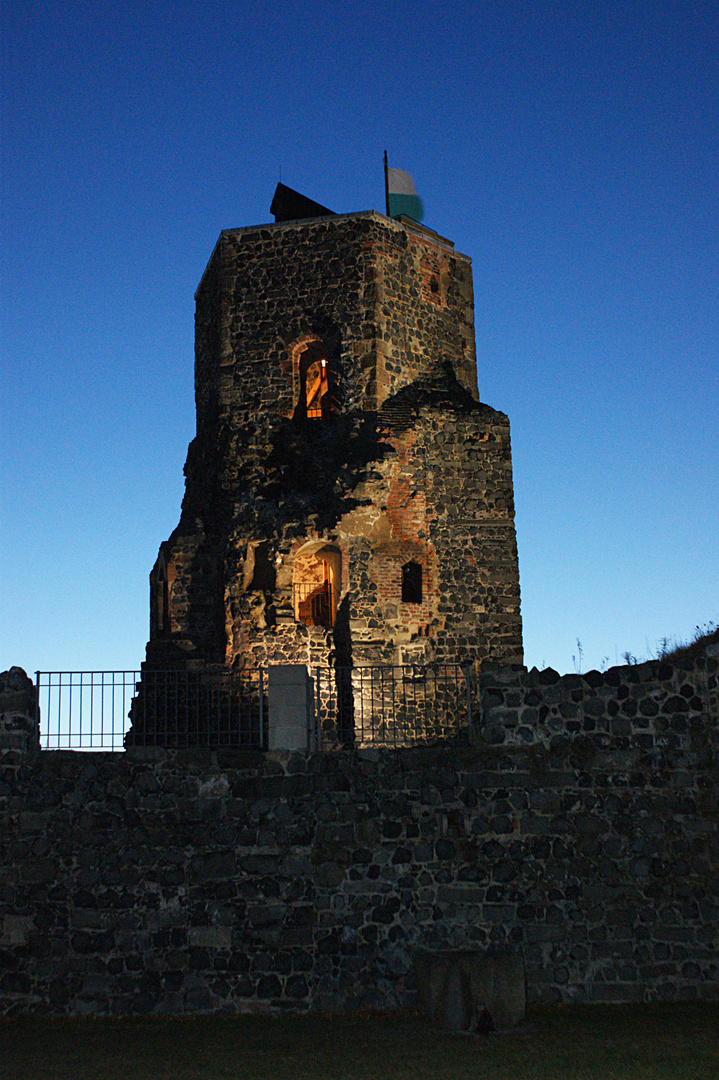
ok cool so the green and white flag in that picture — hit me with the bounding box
[387,166,424,222]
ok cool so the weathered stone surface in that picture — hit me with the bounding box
[1,646,716,1019]
[413,948,526,1031]
[0,668,40,760]
[131,210,522,746]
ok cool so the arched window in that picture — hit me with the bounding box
[402,561,422,604]
[304,355,331,419]
[292,543,341,627]
[293,339,338,421]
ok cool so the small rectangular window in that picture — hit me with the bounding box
[402,561,422,604]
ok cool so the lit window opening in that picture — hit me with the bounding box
[305,358,331,419]
[292,544,341,628]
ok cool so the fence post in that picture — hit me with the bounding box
[464,663,473,738]
[315,667,322,751]
[267,665,314,751]
[259,668,264,747]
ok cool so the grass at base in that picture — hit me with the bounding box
[1,1001,717,1080]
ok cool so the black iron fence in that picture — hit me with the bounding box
[35,664,472,751]
[313,664,473,748]
[126,668,266,749]
[292,581,334,627]
[37,671,138,751]
[36,669,267,751]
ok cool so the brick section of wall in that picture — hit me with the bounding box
[1,651,716,1017]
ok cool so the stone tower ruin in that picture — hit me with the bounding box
[142,189,523,678]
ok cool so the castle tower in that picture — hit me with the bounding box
[143,194,523,677]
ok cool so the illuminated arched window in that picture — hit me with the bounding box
[305,357,331,418]
[292,543,341,627]
[295,340,338,421]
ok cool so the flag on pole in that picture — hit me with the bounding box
[385,160,424,222]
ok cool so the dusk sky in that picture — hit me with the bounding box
[2,0,717,679]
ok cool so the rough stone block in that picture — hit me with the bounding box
[1,915,34,946]
[187,926,233,949]
[0,669,40,756]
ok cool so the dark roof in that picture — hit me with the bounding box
[270,183,336,223]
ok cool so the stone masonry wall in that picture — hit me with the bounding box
[0,669,40,773]
[141,210,522,687]
[1,651,716,1016]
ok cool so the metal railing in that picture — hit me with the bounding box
[37,671,139,750]
[36,669,267,751]
[314,664,473,748]
[36,664,472,751]
[293,581,334,627]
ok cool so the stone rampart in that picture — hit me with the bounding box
[479,648,718,750]
[1,652,716,1016]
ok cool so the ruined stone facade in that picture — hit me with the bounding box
[143,208,522,675]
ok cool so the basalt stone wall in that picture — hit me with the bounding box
[479,649,719,748]
[1,650,716,1017]
[0,668,40,772]
[140,209,522,699]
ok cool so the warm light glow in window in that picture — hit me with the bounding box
[305,359,330,418]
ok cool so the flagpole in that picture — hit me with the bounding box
[383,150,390,216]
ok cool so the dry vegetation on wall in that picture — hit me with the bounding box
[654,621,719,664]
[613,621,719,668]
[565,622,718,675]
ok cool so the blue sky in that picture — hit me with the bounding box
[2,0,717,677]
